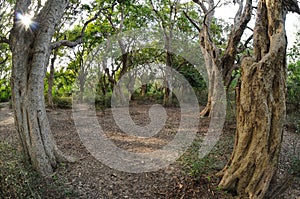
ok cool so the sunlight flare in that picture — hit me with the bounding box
[17,13,35,30]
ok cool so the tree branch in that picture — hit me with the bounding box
[0,56,8,65]
[192,0,208,13]
[221,0,252,63]
[0,36,9,44]
[238,34,253,53]
[283,0,300,14]
[51,4,115,50]
[183,11,201,32]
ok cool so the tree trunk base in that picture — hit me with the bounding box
[200,98,211,117]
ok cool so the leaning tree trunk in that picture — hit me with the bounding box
[9,0,72,176]
[218,1,291,198]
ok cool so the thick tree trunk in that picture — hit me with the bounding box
[218,1,289,198]
[10,0,73,176]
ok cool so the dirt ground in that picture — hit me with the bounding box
[0,102,299,198]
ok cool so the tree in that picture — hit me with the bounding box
[187,0,252,116]
[9,0,74,176]
[287,30,300,107]
[0,0,13,102]
[217,0,300,198]
[47,1,82,107]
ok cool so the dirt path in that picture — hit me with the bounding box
[48,105,223,198]
[0,103,14,142]
[0,102,299,198]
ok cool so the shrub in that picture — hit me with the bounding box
[178,140,214,179]
[95,94,112,110]
[52,96,72,109]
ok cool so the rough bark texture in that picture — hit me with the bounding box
[191,0,252,117]
[9,0,73,176]
[218,1,292,198]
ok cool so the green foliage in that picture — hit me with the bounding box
[95,93,112,110]
[288,31,300,63]
[178,140,214,179]
[0,84,10,102]
[177,64,206,88]
[210,18,231,49]
[287,30,300,109]
[52,96,72,109]
[45,68,76,98]
[290,155,300,177]
[287,61,300,105]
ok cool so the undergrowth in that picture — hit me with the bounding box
[0,141,77,198]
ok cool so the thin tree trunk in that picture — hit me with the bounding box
[163,36,173,107]
[218,1,291,198]
[10,0,73,176]
[47,49,58,108]
[140,84,147,97]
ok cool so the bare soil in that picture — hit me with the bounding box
[0,102,299,198]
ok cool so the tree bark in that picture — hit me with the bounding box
[218,1,290,198]
[163,50,173,107]
[9,0,73,176]
[191,0,252,117]
[47,49,58,108]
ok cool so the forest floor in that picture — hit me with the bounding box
[0,102,300,199]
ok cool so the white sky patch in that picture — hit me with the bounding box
[286,13,299,48]
[215,3,299,48]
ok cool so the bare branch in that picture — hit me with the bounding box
[183,11,201,32]
[192,0,208,13]
[51,4,115,50]
[50,39,83,49]
[237,34,253,54]
[223,0,252,56]
[234,0,244,24]
[283,0,300,14]
[203,0,220,28]
[0,56,8,65]
[150,0,166,29]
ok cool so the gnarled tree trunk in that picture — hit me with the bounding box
[218,1,299,198]
[190,0,252,117]
[10,0,73,176]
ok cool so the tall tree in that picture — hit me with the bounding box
[47,1,81,107]
[9,0,73,176]
[217,0,300,198]
[149,0,200,106]
[187,0,252,116]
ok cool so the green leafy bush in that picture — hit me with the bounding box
[95,93,112,110]
[287,61,300,107]
[0,85,11,102]
[178,140,213,179]
[52,96,72,109]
